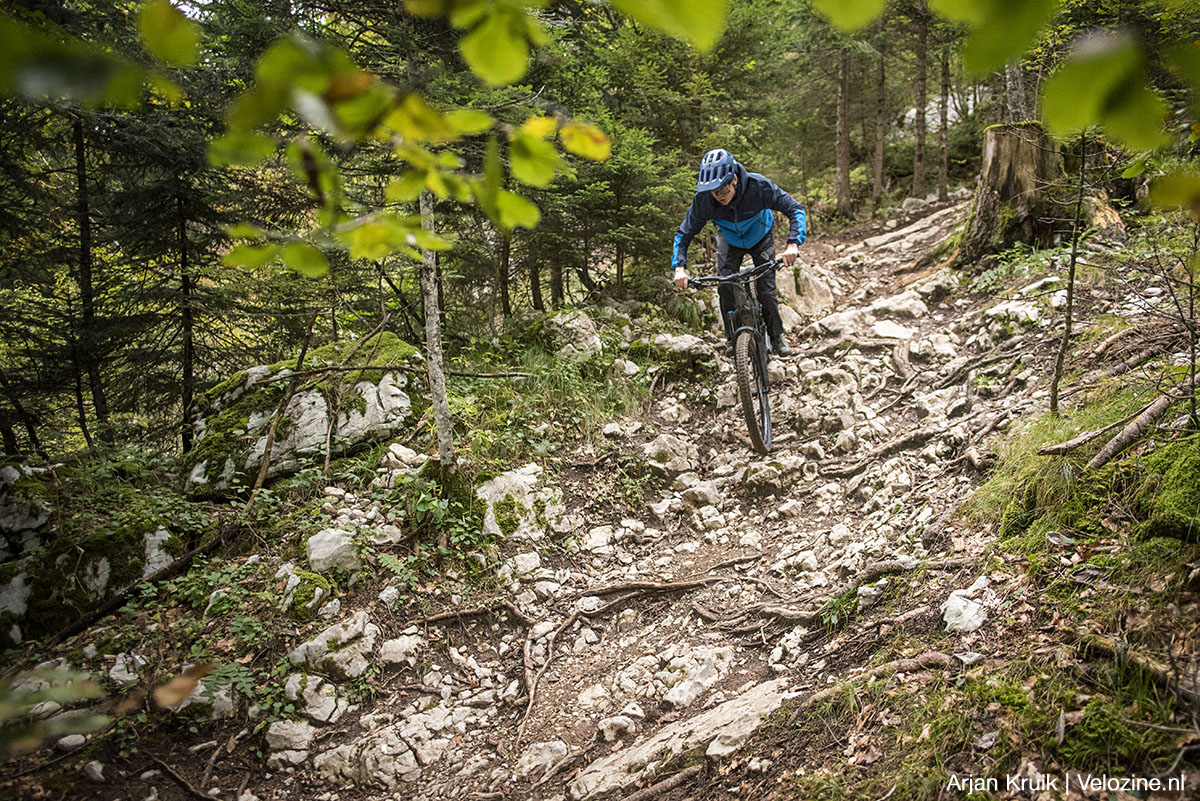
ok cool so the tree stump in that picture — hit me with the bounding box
[957,123,1063,268]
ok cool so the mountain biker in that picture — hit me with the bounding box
[672,149,807,357]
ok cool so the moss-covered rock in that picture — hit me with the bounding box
[183,333,425,496]
[285,570,334,621]
[1136,441,1200,541]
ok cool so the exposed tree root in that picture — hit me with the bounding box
[622,765,704,801]
[531,733,599,788]
[516,578,729,748]
[712,557,973,634]
[403,598,535,630]
[821,427,942,477]
[937,348,1022,390]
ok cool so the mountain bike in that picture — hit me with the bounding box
[689,257,784,455]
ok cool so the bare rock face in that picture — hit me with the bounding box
[183,333,423,496]
[288,611,380,679]
[569,679,791,800]
[542,310,603,361]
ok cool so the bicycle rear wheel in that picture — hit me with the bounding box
[734,331,772,454]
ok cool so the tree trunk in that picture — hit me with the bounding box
[73,118,111,443]
[0,411,18,456]
[957,123,1063,268]
[419,191,455,472]
[178,193,195,454]
[1005,61,1032,122]
[872,42,886,206]
[498,232,512,317]
[938,44,950,202]
[912,11,928,199]
[550,263,564,307]
[71,342,95,451]
[835,48,853,217]
[0,368,42,457]
[530,253,543,311]
[1051,133,1087,415]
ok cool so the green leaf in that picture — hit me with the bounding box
[385,93,460,142]
[812,0,887,31]
[446,108,494,135]
[411,228,454,251]
[208,132,277,167]
[386,172,426,203]
[610,0,727,52]
[0,17,144,108]
[138,0,200,67]
[930,0,1060,74]
[1042,36,1167,151]
[344,218,409,261]
[225,223,266,239]
[448,0,491,29]
[460,9,529,86]
[496,190,541,230]
[509,130,564,187]
[1149,170,1200,220]
[1121,162,1146,179]
[223,244,279,269]
[280,243,330,278]
[560,120,612,161]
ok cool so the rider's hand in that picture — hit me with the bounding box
[673,266,690,289]
[782,242,800,267]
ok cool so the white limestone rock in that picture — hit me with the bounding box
[306,528,360,574]
[288,611,380,678]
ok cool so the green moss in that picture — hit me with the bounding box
[493,494,521,539]
[288,570,333,621]
[1135,440,1200,541]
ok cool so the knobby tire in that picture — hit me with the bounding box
[734,331,771,454]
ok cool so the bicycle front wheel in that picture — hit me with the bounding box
[734,331,772,454]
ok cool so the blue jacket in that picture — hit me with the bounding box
[672,161,807,268]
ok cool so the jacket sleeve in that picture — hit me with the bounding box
[767,181,807,245]
[672,199,708,269]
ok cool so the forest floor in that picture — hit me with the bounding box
[7,201,1200,801]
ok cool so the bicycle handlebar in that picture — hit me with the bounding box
[687,257,784,289]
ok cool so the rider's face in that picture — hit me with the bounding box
[711,175,737,205]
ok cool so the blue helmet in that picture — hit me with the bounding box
[696,148,737,192]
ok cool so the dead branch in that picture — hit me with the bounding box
[1086,391,1176,470]
[518,579,728,747]
[150,757,212,801]
[1072,341,1174,388]
[787,652,956,724]
[1090,325,1145,359]
[622,765,704,801]
[51,521,232,645]
[1077,634,1200,707]
[1038,399,1157,456]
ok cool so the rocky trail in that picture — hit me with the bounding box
[12,197,1188,801]
[251,198,1043,801]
